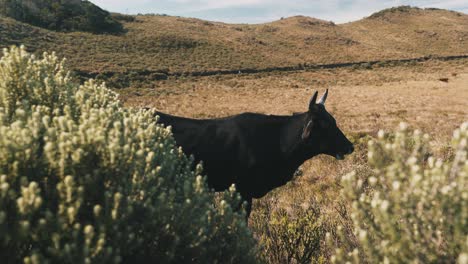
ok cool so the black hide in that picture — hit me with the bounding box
[154,92,353,218]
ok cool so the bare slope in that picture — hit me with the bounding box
[342,6,468,57]
[1,6,467,75]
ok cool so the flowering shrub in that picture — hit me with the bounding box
[0,46,258,263]
[333,123,468,263]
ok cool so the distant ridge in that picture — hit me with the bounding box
[0,4,467,84]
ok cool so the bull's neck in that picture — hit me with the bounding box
[279,113,320,165]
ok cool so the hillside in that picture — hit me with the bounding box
[0,0,123,33]
[0,6,467,82]
[342,6,468,57]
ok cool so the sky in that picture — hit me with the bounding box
[89,0,468,24]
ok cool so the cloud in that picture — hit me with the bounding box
[89,0,468,23]
[91,0,265,14]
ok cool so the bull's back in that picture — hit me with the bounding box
[156,112,244,190]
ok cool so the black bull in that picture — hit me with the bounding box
[154,90,354,217]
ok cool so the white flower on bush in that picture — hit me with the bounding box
[0,46,258,263]
[334,122,468,263]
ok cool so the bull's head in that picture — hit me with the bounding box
[301,89,354,160]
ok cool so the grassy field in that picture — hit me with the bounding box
[122,58,467,140]
[122,58,468,261]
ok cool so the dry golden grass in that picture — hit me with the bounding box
[123,59,468,141]
[342,7,468,58]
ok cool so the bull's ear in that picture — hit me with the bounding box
[308,91,318,111]
[302,120,313,140]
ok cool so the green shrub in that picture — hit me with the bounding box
[0,46,258,263]
[333,123,468,263]
[251,197,327,264]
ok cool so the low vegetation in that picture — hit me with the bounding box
[251,197,329,264]
[0,0,123,33]
[0,46,258,263]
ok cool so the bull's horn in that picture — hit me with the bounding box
[317,89,328,105]
[309,91,318,110]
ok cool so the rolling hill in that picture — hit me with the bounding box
[0,6,467,84]
[0,0,124,33]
